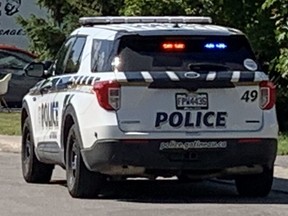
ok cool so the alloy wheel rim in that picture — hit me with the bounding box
[71,144,77,178]
[23,130,31,173]
[68,133,77,186]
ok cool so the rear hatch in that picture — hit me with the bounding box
[115,71,268,132]
[105,34,273,132]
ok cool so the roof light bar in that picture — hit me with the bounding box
[79,16,212,26]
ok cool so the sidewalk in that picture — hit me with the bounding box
[0,135,21,153]
[0,135,287,180]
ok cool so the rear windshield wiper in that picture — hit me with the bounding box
[188,62,231,71]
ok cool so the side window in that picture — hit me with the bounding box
[91,40,101,72]
[91,39,114,72]
[54,37,75,75]
[64,36,87,74]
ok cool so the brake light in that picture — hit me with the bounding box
[259,81,276,110]
[93,80,121,110]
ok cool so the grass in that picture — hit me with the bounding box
[0,112,288,155]
[0,112,21,136]
[278,132,288,155]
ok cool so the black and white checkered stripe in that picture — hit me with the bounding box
[54,71,268,89]
[115,71,269,83]
[68,75,100,85]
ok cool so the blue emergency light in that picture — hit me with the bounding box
[205,43,227,49]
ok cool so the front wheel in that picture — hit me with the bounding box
[235,166,274,197]
[21,117,54,183]
[66,124,105,198]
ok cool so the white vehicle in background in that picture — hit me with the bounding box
[21,16,278,198]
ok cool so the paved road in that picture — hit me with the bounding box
[1,152,288,216]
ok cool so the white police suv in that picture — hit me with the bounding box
[21,16,278,198]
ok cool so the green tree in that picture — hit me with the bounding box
[263,0,288,75]
[121,0,214,16]
[262,0,288,131]
[18,0,124,59]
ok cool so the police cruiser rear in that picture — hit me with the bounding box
[21,16,278,198]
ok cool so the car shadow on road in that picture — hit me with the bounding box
[50,177,288,204]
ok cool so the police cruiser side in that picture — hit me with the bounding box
[21,16,278,198]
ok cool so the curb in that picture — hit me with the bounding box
[274,166,288,180]
[0,135,21,153]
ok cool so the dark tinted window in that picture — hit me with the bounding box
[54,37,75,75]
[0,49,34,70]
[65,36,86,74]
[91,39,114,72]
[117,35,257,72]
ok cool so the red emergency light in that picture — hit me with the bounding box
[162,42,185,50]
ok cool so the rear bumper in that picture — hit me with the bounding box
[81,138,277,176]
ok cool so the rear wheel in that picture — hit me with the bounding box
[21,117,54,183]
[235,167,273,197]
[66,124,105,198]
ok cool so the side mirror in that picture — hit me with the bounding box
[24,62,45,78]
[43,60,53,70]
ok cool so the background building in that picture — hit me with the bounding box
[0,0,47,49]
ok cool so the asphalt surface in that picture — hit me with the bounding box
[1,152,288,216]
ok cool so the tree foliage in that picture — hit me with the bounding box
[18,0,123,59]
[263,0,288,75]
[262,0,288,131]
[120,0,213,16]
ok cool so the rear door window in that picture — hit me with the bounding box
[54,37,76,75]
[91,39,114,72]
[65,36,86,74]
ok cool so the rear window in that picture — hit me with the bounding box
[116,35,258,72]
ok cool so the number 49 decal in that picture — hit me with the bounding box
[241,90,258,102]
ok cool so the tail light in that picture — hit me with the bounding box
[259,81,276,110]
[93,80,121,110]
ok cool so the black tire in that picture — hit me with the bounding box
[235,167,274,197]
[66,124,105,198]
[21,117,54,183]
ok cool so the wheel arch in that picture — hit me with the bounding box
[21,101,43,163]
[61,104,84,164]
[21,102,30,132]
